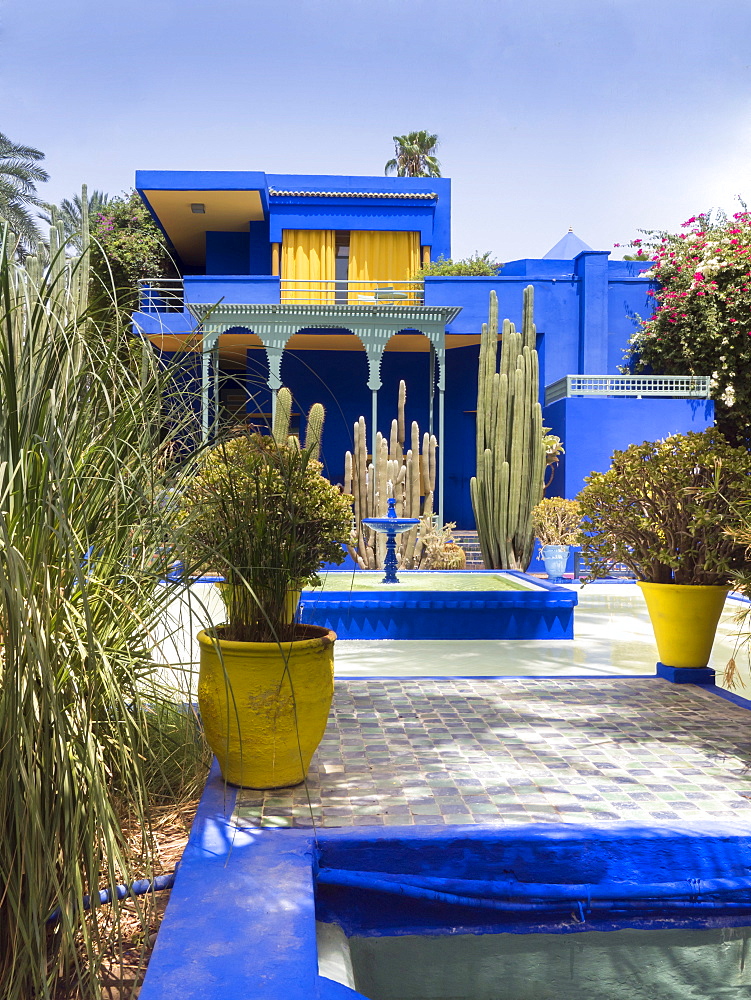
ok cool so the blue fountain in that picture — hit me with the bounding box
[362,498,420,584]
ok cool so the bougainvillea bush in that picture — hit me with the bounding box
[89,190,175,320]
[621,207,751,445]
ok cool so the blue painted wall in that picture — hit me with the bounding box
[425,255,653,387]
[543,396,716,499]
[206,232,250,275]
[266,174,451,256]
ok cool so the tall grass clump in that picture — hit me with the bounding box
[0,199,208,997]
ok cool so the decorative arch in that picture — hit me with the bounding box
[188,302,460,520]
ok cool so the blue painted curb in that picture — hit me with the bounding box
[656,662,716,684]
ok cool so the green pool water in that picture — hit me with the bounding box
[308,572,539,593]
[347,925,751,1000]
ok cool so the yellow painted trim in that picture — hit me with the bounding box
[147,331,476,355]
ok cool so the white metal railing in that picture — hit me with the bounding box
[138,278,184,313]
[279,279,423,306]
[545,375,712,406]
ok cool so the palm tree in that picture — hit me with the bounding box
[385,131,441,177]
[41,189,110,250]
[0,131,49,251]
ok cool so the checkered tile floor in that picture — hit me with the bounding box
[233,678,751,829]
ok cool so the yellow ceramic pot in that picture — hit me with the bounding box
[637,581,730,669]
[197,623,336,788]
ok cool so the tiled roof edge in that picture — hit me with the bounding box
[268,188,436,200]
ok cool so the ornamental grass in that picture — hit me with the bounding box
[0,219,210,999]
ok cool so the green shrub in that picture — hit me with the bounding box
[0,221,209,999]
[532,497,581,548]
[179,432,353,642]
[416,251,502,277]
[577,429,751,585]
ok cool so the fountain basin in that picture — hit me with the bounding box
[300,571,576,640]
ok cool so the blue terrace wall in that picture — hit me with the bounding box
[543,396,716,499]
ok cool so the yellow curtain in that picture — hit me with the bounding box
[281,230,335,304]
[348,231,420,303]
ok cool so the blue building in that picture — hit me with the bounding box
[135,170,713,528]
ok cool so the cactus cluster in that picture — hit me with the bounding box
[10,184,90,321]
[470,286,545,570]
[272,386,326,460]
[344,381,437,570]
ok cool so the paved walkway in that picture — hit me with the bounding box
[234,677,751,830]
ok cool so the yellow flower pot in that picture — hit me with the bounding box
[637,582,730,669]
[197,623,336,788]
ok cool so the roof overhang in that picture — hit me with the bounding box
[136,171,269,268]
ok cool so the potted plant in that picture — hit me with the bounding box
[181,428,353,788]
[531,497,581,581]
[577,429,751,673]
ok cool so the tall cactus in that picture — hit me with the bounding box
[344,380,437,570]
[470,286,545,570]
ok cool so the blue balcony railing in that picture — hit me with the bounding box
[138,278,184,313]
[138,276,425,312]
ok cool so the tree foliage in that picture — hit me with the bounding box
[89,190,175,322]
[577,430,751,585]
[416,250,502,277]
[41,189,110,251]
[384,130,441,177]
[621,207,751,444]
[0,130,49,252]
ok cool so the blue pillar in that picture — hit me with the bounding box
[574,250,610,374]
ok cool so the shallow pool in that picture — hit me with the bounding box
[307,572,539,593]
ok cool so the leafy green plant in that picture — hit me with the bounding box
[577,429,751,584]
[180,429,352,643]
[89,189,176,322]
[532,497,581,549]
[0,211,209,998]
[621,206,751,445]
[416,251,502,277]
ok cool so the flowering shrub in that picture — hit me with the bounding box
[621,207,751,444]
[89,190,175,319]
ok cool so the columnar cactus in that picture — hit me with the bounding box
[344,380,437,570]
[470,286,545,570]
[304,402,325,461]
[272,387,326,457]
[14,184,91,322]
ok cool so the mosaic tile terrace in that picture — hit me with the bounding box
[233,678,751,829]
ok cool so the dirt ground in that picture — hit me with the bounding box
[96,799,198,1000]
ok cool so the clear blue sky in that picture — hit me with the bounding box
[2,0,750,260]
